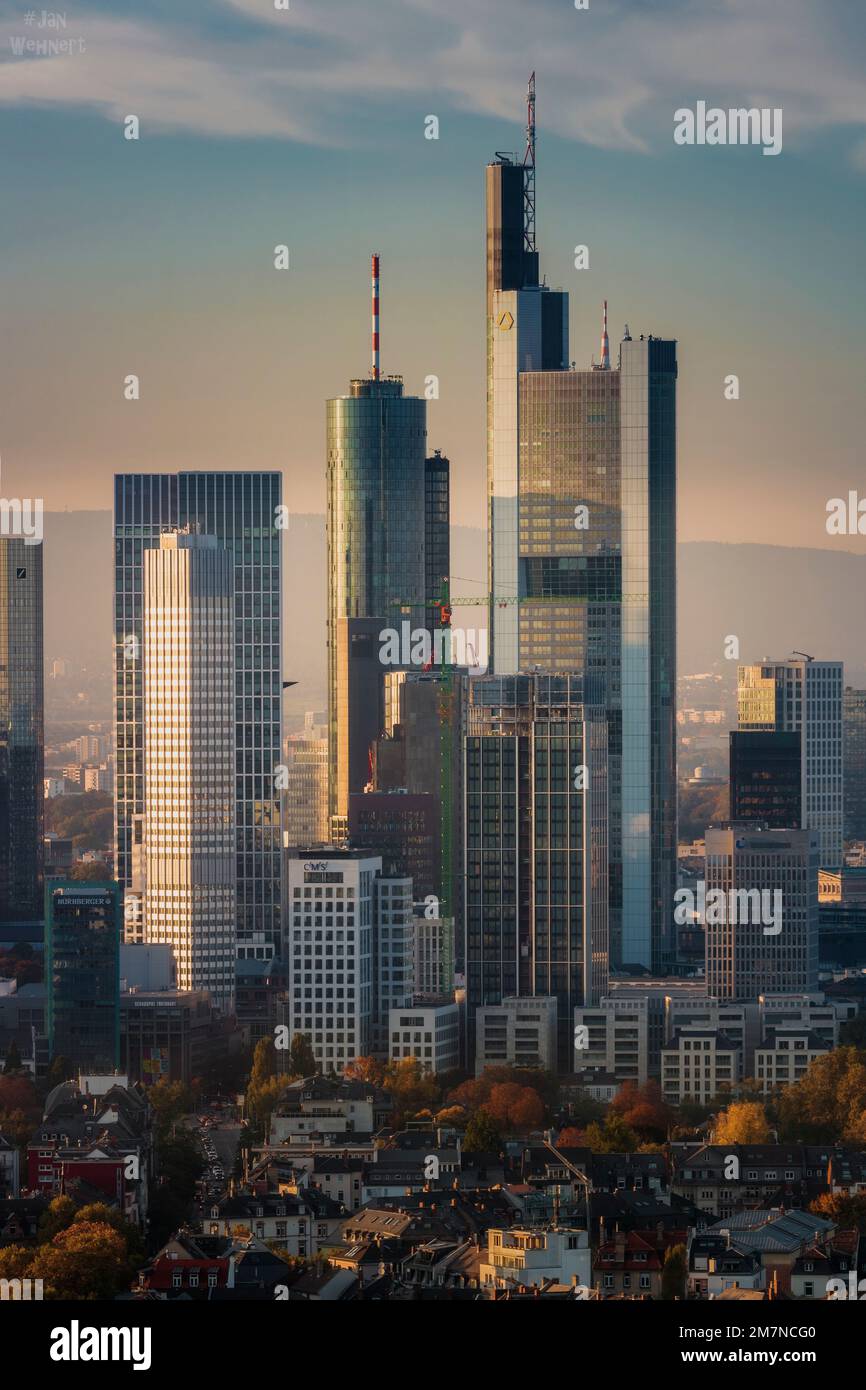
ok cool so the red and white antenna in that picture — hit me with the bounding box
[371,252,381,381]
[599,299,610,370]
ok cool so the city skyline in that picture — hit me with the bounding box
[1,2,865,559]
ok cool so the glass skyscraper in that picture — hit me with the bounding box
[737,657,843,868]
[326,377,427,823]
[46,881,121,1072]
[464,674,609,1067]
[0,537,43,922]
[113,473,283,960]
[485,130,677,973]
[844,687,866,841]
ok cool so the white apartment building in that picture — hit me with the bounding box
[573,995,650,1085]
[480,1227,591,1293]
[661,1028,742,1105]
[754,1027,830,1095]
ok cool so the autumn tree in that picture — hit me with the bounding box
[37,1196,76,1244]
[777,1047,866,1143]
[661,1244,687,1300]
[289,1033,317,1078]
[611,1080,672,1142]
[30,1221,131,1300]
[463,1107,502,1154]
[583,1113,639,1154]
[810,1191,866,1232]
[485,1082,545,1131]
[714,1101,772,1144]
[343,1056,387,1086]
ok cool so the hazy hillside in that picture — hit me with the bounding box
[40,515,866,724]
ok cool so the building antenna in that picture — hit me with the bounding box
[523,72,536,253]
[600,300,610,370]
[371,252,381,381]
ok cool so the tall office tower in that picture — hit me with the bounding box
[0,539,43,921]
[285,848,412,1073]
[113,473,282,961]
[371,872,413,1057]
[464,674,609,1067]
[347,791,438,901]
[46,881,121,1072]
[485,85,677,971]
[327,257,429,827]
[738,657,843,867]
[424,451,450,614]
[282,713,329,847]
[142,533,236,1013]
[843,688,866,841]
[375,668,467,928]
[704,824,819,1000]
[730,730,802,826]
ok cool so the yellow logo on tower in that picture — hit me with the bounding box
[497,311,514,331]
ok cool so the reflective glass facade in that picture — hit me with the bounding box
[0,538,43,921]
[113,473,283,958]
[464,674,608,1066]
[47,882,121,1071]
[844,688,866,841]
[326,378,427,820]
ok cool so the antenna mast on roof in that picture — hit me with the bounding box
[523,72,536,253]
[371,253,381,381]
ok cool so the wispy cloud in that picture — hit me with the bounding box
[0,0,864,161]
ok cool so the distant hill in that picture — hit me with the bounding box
[40,515,866,722]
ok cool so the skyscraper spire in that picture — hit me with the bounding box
[371,252,380,380]
[523,72,536,254]
[599,298,610,370]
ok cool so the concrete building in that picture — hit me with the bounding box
[475,995,558,1075]
[573,995,650,1086]
[704,824,819,1000]
[141,532,236,1013]
[389,1000,460,1074]
[412,907,455,997]
[753,1027,830,1095]
[479,1226,591,1293]
[660,1028,743,1105]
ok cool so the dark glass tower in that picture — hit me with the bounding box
[844,688,866,841]
[424,451,450,615]
[730,730,802,827]
[113,473,283,960]
[46,881,121,1071]
[464,674,608,1067]
[0,538,43,922]
[326,378,427,824]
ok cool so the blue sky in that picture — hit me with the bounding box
[1,0,865,547]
